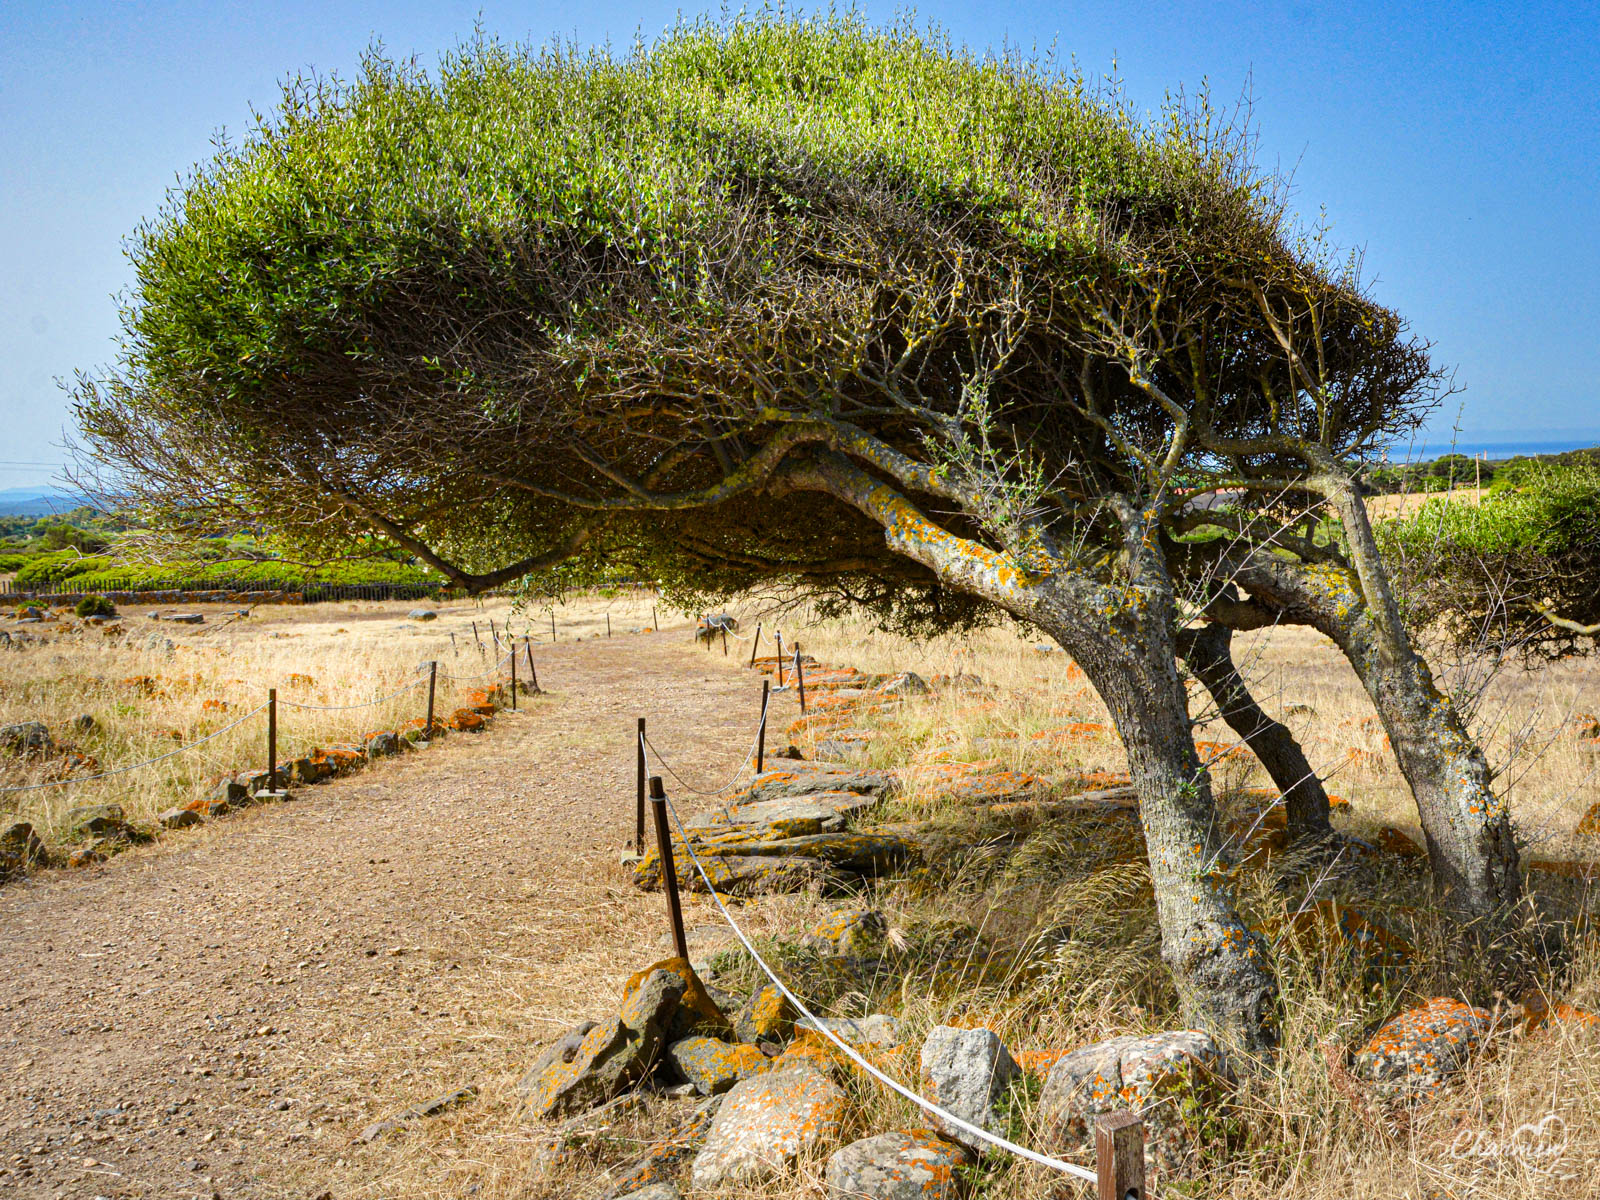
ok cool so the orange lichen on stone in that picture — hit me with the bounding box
[1576,802,1600,839]
[1527,858,1600,881]
[623,957,731,1040]
[446,708,487,732]
[201,698,229,713]
[1194,740,1250,763]
[1353,997,1492,1100]
[1374,827,1426,858]
[1014,1049,1071,1078]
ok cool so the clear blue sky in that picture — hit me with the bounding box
[2,1,1596,490]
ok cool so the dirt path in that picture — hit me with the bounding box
[0,633,790,1200]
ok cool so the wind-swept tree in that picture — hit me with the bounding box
[76,17,1521,1041]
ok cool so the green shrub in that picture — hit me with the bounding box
[74,594,117,618]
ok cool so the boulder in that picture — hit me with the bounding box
[211,778,248,806]
[803,1014,900,1050]
[874,671,931,697]
[0,821,49,879]
[1038,1029,1226,1176]
[1352,998,1494,1101]
[685,798,847,837]
[521,970,686,1119]
[168,613,205,625]
[364,730,402,758]
[0,721,52,756]
[920,1026,1021,1150]
[690,1067,846,1189]
[71,713,96,733]
[637,852,845,896]
[66,804,129,839]
[825,1129,969,1199]
[666,1037,771,1095]
[158,807,203,830]
[622,957,733,1043]
[142,633,175,653]
[733,762,895,806]
[802,907,888,957]
[733,982,797,1045]
[408,609,438,621]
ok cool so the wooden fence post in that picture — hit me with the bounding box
[647,776,689,959]
[1095,1112,1146,1200]
[722,627,728,656]
[635,717,647,855]
[748,621,762,667]
[426,661,437,737]
[756,679,769,774]
[794,643,806,714]
[267,688,278,792]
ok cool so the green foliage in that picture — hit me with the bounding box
[1380,459,1600,655]
[73,594,116,618]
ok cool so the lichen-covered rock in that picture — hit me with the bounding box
[690,1067,846,1189]
[734,982,797,1045]
[825,1129,969,1200]
[158,807,203,830]
[802,907,888,957]
[803,1014,900,1049]
[667,1036,771,1095]
[732,761,896,806]
[874,671,931,697]
[523,970,685,1119]
[364,730,402,757]
[516,1021,598,1102]
[1353,998,1494,1101]
[1039,1030,1226,1177]
[66,804,129,838]
[920,1026,1020,1150]
[0,820,49,880]
[636,851,845,896]
[685,798,847,837]
[623,957,732,1043]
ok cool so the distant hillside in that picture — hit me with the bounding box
[0,487,82,517]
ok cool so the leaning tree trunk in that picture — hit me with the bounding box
[1176,621,1333,844]
[1034,576,1277,1052]
[1233,554,1521,923]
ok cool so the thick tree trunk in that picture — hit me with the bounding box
[1176,622,1333,843]
[1034,581,1276,1052]
[1232,555,1522,922]
[783,455,1277,1051]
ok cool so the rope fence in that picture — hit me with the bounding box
[632,701,1130,1192]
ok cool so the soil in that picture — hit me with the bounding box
[0,632,788,1199]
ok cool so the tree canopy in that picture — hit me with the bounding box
[79,14,1432,619]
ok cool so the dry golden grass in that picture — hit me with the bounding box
[0,588,666,849]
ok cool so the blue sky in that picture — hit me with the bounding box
[2,1,1596,490]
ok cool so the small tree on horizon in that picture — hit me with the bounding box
[74,16,1527,1046]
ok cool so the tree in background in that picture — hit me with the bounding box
[75,16,1529,1039]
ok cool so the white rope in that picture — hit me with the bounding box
[640,688,771,800]
[429,652,514,683]
[0,703,272,795]
[641,739,1097,1183]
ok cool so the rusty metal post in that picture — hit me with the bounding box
[795,643,806,714]
[648,776,689,960]
[471,620,483,653]
[635,717,647,855]
[607,612,612,638]
[721,627,728,656]
[756,679,769,774]
[267,688,278,792]
[652,604,658,631]
[551,611,557,643]
[525,638,540,693]
[490,618,499,655]
[1095,1112,1146,1200]
[426,661,437,737]
[510,640,518,711]
[775,630,785,687]
[748,621,762,667]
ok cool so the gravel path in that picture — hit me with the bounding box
[0,633,786,1199]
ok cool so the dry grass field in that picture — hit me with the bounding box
[3,589,1599,1199]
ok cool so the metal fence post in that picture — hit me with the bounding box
[551,612,557,643]
[635,717,647,855]
[1095,1112,1146,1200]
[775,630,785,687]
[648,776,690,960]
[606,613,612,638]
[795,643,807,714]
[510,642,518,711]
[426,661,437,736]
[267,688,278,792]
[525,638,540,693]
[756,679,769,774]
[748,621,762,667]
